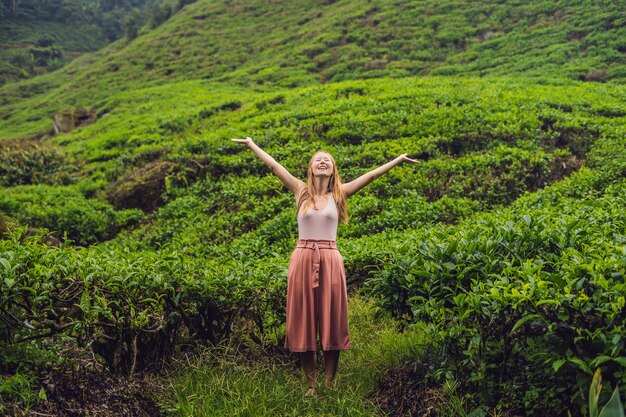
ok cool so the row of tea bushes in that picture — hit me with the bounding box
[0,185,143,246]
[0,231,288,375]
[365,164,626,414]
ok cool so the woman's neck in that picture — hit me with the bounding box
[312,176,330,196]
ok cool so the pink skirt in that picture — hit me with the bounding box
[284,239,351,352]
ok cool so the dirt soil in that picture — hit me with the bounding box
[25,368,167,417]
[370,361,436,417]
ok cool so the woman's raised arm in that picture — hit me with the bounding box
[342,154,419,198]
[232,137,305,194]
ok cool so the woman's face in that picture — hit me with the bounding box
[311,152,334,178]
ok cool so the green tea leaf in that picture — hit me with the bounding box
[511,314,541,334]
[570,358,592,375]
[598,385,624,417]
[552,358,567,372]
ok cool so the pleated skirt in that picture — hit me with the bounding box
[284,240,351,352]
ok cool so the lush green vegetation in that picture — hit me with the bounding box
[169,297,425,417]
[0,0,184,84]
[0,19,106,83]
[2,0,626,139]
[2,0,626,415]
[2,74,625,415]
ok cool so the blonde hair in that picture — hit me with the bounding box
[297,151,348,224]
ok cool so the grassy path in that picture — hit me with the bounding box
[165,296,426,417]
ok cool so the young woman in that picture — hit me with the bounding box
[232,137,418,395]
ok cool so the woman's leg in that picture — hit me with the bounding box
[323,350,340,387]
[300,351,317,393]
[318,250,346,388]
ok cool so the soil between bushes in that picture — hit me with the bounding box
[27,368,166,417]
[371,362,436,417]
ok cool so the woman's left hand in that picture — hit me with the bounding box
[398,154,420,164]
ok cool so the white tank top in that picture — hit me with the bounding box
[297,194,338,241]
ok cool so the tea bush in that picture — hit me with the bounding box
[0,185,143,246]
[0,140,77,186]
[366,170,626,414]
[0,228,287,375]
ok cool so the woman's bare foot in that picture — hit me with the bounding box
[305,386,317,397]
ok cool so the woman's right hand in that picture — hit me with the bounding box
[231,137,253,145]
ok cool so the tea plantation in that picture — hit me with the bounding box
[1,0,625,416]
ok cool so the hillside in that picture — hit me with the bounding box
[0,19,106,83]
[1,0,626,139]
[2,74,626,415]
[0,0,175,85]
[1,0,626,416]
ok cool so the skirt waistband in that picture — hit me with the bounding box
[296,239,337,250]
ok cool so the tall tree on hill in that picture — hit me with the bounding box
[1,0,20,17]
[123,7,141,40]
